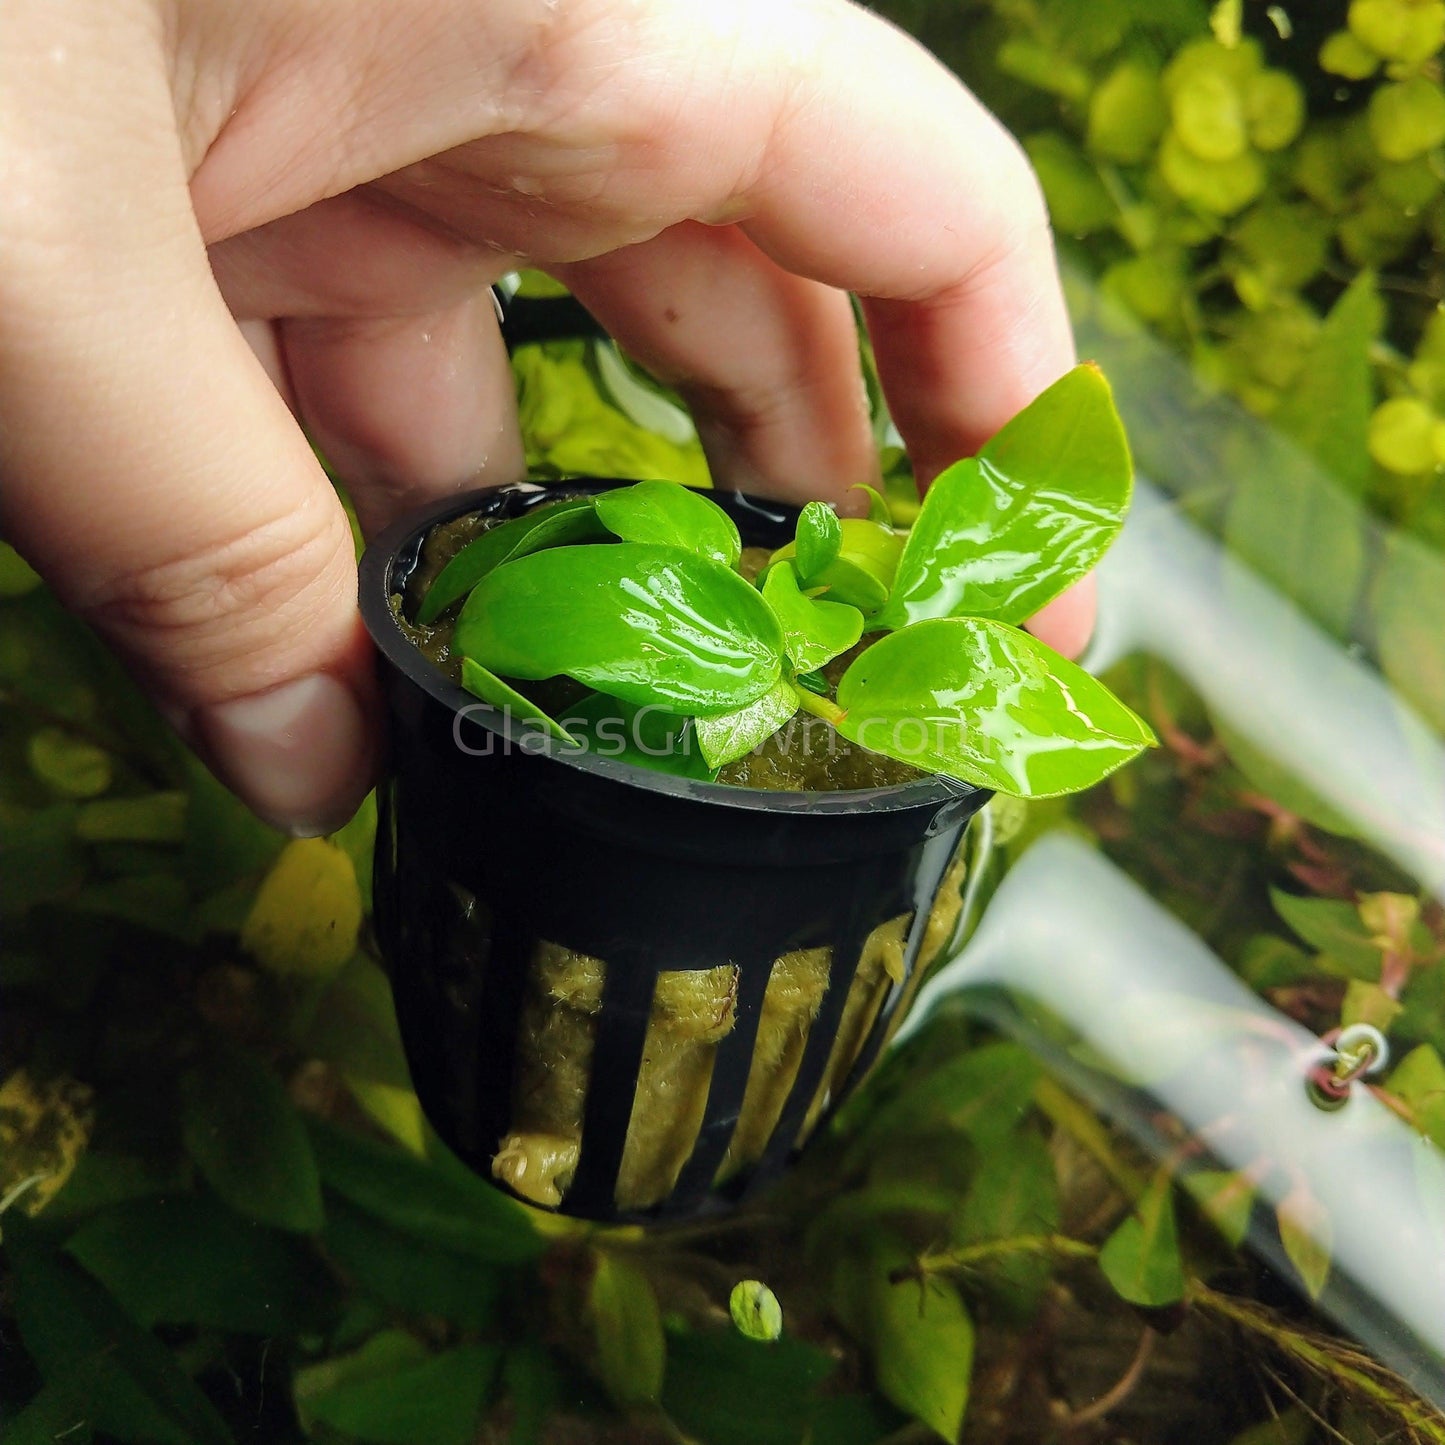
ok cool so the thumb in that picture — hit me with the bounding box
[0,33,374,834]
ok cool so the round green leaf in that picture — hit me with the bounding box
[834,618,1155,797]
[594,479,741,567]
[416,497,604,623]
[693,679,800,769]
[27,727,112,798]
[455,543,784,715]
[877,364,1132,630]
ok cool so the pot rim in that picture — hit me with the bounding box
[358,480,981,819]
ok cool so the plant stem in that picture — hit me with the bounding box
[795,689,847,727]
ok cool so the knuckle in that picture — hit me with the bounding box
[78,503,351,672]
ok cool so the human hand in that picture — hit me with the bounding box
[0,0,1079,834]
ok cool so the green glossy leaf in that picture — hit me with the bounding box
[594,479,741,567]
[308,1118,543,1264]
[694,678,800,769]
[323,1197,501,1331]
[851,483,894,525]
[1099,1168,1185,1307]
[836,618,1155,797]
[877,365,1132,629]
[557,691,716,780]
[301,1341,500,1445]
[457,543,783,715]
[461,658,577,743]
[761,563,864,673]
[180,1044,323,1233]
[5,1214,232,1445]
[416,497,604,623]
[729,1280,784,1342]
[589,1252,665,1408]
[660,1326,836,1445]
[66,1193,339,1332]
[1270,889,1381,978]
[865,1235,974,1440]
[795,500,843,580]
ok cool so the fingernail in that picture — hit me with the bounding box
[195,673,371,836]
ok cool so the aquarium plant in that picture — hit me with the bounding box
[411,362,1155,799]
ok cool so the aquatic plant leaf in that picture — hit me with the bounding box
[590,1252,666,1407]
[417,497,605,623]
[864,1234,974,1441]
[241,838,362,980]
[1386,1044,1445,1148]
[66,1194,339,1333]
[795,500,843,580]
[180,1044,323,1233]
[1276,1182,1332,1299]
[457,543,784,715]
[595,479,741,568]
[558,691,716,780]
[1099,1168,1185,1307]
[954,1132,1060,1312]
[877,365,1132,629]
[461,657,577,744]
[835,618,1155,797]
[771,519,904,614]
[1185,1169,1255,1248]
[661,1325,836,1445]
[307,1119,543,1264]
[322,1197,501,1332]
[1270,889,1381,979]
[300,1341,500,1445]
[761,563,864,673]
[694,679,800,769]
[27,726,112,798]
[5,1215,232,1445]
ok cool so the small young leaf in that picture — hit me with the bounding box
[771,519,903,614]
[461,657,577,743]
[795,500,843,580]
[761,564,864,673]
[835,618,1155,797]
[589,1252,666,1408]
[877,364,1132,629]
[417,496,604,623]
[729,1280,784,1342]
[180,1045,324,1233]
[456,543,784,715]
[694,679,800,769]
[1269,890,1381,978]
[595,479,741,567]
[1340,979,1403,1032]
[558,691,716,780]
[1099,1168,1185,1307]
[851,483,894,524]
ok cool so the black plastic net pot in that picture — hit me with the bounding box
[359,481,990,1223]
